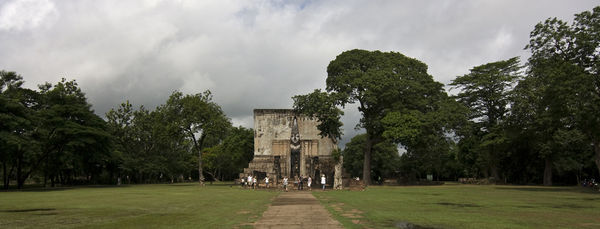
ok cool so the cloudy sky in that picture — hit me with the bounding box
[1,0,598,144]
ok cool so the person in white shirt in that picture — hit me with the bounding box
[253,177,257,189]
[307,176,312,191]
[247,175,252,189]
[264,176,269,189]
[283,177,288,192]
[321,174,326,190]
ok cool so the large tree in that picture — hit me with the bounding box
[325,49,446,184]
[36,79,112,187]
[525,6,600,179]
[450,57,522,181]
[163,90,230,185]
[0,71,37,189]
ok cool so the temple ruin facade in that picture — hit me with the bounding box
[241,109,337,185]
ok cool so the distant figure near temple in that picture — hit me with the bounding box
[241,109,337,187]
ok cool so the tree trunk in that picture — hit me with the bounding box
[198,149,203,185]
[363,134,372,185]
[594,140,600,178]
[333,142,343,190]
[490,165,499,183]
[195,133,207,186]
[2,161,7,189]
[16,153,24,189]
[543,157,552,186]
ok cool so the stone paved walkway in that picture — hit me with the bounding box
[253,191,343,229]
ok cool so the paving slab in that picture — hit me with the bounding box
[253,191,343,229]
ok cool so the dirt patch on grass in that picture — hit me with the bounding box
[329,203,366,225]
[331,203,344,212]
[233,223,253,229]
[342,213,363,218]
[341,208,364,219]
[271,197,319,206]
[236,210,251,215]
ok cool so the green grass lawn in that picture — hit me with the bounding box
[2,183,599,229]
[0,183,278,229]
[314,183,600,229]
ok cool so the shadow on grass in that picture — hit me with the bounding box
[436,202,481,208]
[494,186,578,193]
[550,204,591,209]
[385,220,436,229]
[167,183,199,187]
[2,182,240,192]
[0,184,136,193]
[203,182,237,187]
[0,208,56,213]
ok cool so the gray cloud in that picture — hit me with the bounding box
[1,0,597,145]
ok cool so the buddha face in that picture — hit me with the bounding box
[291,133,300,144]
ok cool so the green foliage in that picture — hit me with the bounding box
[202,126,254,181]
[516,6,600,183]
[106,90,234,184]
[381,110,423,145]
[451,57,522,126]
[331,148,342,163]
[451,57,522,180]
[1,71,244,188]
[342,134,400,178]
[325,49,451,184]
[293,89,344,143]
[36,78,113,186]
[1,73,112,188]
[0,71,38,189]
[162,90,231,183]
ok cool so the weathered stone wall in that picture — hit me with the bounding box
[254,109,334,157]
[242,109,336,184]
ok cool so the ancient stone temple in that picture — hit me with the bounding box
[241,109,337,185]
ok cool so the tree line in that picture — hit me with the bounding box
[1,73,253,189]
[294,6,600,185]
[2,6,598,188]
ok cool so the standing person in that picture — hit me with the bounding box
[283,177,288,192]
[253,177,257,189]
[296,176,301,190]
[247,174,252,189]
[299,176,304,190]
[321,174,326,190]
[307,176,312,191]
[241,177,245,188]
[264,176,270,189]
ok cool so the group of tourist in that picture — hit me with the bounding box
[241,174,328,191]
[240,175,261,189]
